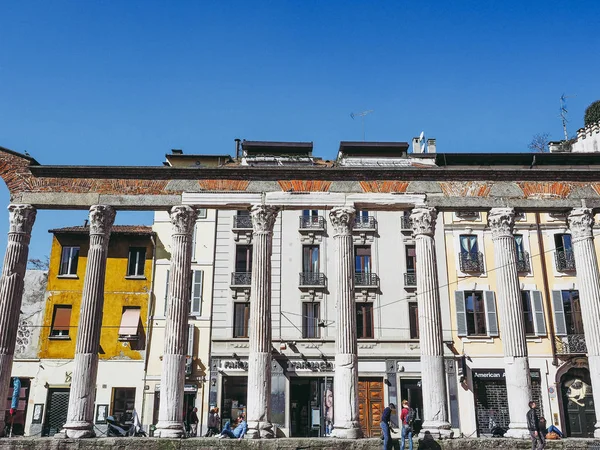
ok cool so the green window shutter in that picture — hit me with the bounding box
[455,291,467,337]
[552,290,567,336]
[531,291,547,336]
[484,291,499,337]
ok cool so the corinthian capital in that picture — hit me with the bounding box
[170,205,197,236]
[251,205,279,233]
[410,206,437,237]
[329,207,356,236]
[488,208,515,239]
[88,205,116,236]
[8,204,36,235]
[568,208,595,240]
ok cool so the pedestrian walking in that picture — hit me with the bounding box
[205,407,220,437]
[527,401,545,450]
[380,403,396,450]
[188,407,199,437]
[400,399,415,450]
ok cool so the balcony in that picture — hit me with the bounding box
[459,251,485,273]
[516,251,530,273]
[555,250,576,272]
[299,272,326,288]
[555,334,587,355]
[400,215,411,231]
[355,272,379,288]
[354,215,377,230]
[404,272,417,287]
[299,215,325,230]
[233,215,252,230]
[231,272,252,287]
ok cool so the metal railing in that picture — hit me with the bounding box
[516,251,530,273]
[299,272,326,287]
[299,216,325,230]
[555,249,576,272]
[354,272,379,287]
[231,272,252,286]
[400,215,411,231]
[404,272,417,287]
[233,215,252,229]
[459,251,485,273]
[555,334,587,355]
[354,215,376,230]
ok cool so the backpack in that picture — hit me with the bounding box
[406,408,416,427]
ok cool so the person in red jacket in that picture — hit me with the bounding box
[400,400,414,450]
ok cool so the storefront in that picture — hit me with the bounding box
[152,384,198,433]
[3,377,30,436]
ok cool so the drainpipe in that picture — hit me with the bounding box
[535,213,558,367]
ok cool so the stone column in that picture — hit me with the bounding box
[0,204,36,436]
[329,206,362,439]
[568,207,600,438]
[410,206,451,437]
[488,208,532,438]
[156,205,196,438]
[62,205,115,438]
[246,204,279,439]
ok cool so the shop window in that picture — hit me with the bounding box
[118,307,141,341]
[190,270,203,316]
[233,302,250,338]
[356,303,374,339]
[111,388,136,424]
[455,291,498,337]
[127,247,146,277]
[302,302,320,339]
[58,246,79,276]
[50,305,72,337]
[409,302,419,339]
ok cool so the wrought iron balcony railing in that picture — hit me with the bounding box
[516,251,530,273]
[299,216,325,230]
[354,272,379,287]
[459,251,485,273]
[555,334,587,355]
[233,215,252,230]
[404,272,417,287]
[353,216,377,230]
[299,272,326,287]
[555,249,576,272]
[231,272,252,286]
[400,215,412,231]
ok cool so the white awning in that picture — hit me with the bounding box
[119,308,140,337]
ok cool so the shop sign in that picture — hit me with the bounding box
[287,361,333,372]
[221,360,249,371]
[472,369,540,380]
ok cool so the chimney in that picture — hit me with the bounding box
[412,137,422,154]
[171,149,183,154]
[427,138,436,153]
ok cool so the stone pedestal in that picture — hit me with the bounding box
[155,206,196,438]
[568,208,600,439]
[62,205,115,439]
[488,208,532,439]
[410,206,451,438]
[329,207,362,439]
[0,205,36,437]
[246,205,279,439]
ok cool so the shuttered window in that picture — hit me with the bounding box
[456,291,498,337]
[552,290,567,336]
[187,323,195,357]
[484,291,499,337]
[118,307,141,341]
[189,270,203,316]
[522,290,547,336]
[51,305,72,337]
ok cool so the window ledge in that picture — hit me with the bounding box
[460,336,495,344]
[49,335,71,340]
[118,336,139,342]
[57,274,78,279]
[125,275,147,280]
[526,336,543,343]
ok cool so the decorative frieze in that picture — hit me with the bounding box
[278,180,332,192]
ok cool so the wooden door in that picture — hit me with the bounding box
[358,378,384,437]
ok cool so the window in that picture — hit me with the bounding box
[406,245,416,274]
[409,302,419,339]
[514,235,525,259]
[197,209,207,219]
[459,235,483,272]
[521,291,535,335]
[118,307,141,341]
[302,246,319,273]
[459,235,479,255]
[521,290,547,336]
[127,247,146,277]
[111,388,136,424]
[50,305,72,337]
[554,233,576,271]
[59,246,79,275]
[302,302,320,338]
[465,291,487,336]
[190,270,203,316]
[233,303,250,338]
[235,245,253,273]
[191,224,197,262]
[356,303,374,339]
[555,234,573,253]
[562,290,583,335]
[355,246,371,273]
[303,209,319,218]
[455,291,498,337]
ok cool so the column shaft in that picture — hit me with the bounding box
[411,206,451,437]
[246,205,279,439]
[568,208,600,438]
[329,207,362,439]
[0,205,36,436]
[488,208,531,438]
[63,205,115,438]
[156,205,196,438]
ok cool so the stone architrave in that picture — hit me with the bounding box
[568,208,600,438]
[329,206,362,439]
[62,205,116,438]
[155,205,197,438]
[0,204,36,436]
[410,206,452,438]
[488,208,532,439]
[246,204,279,439]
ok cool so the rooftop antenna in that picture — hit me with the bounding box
[350,110,374,141]
[559,94,575,141]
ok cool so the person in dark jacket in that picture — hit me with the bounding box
[380,403,396,450]
[527,401,545,450]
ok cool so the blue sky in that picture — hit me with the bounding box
[1,1,599,260]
